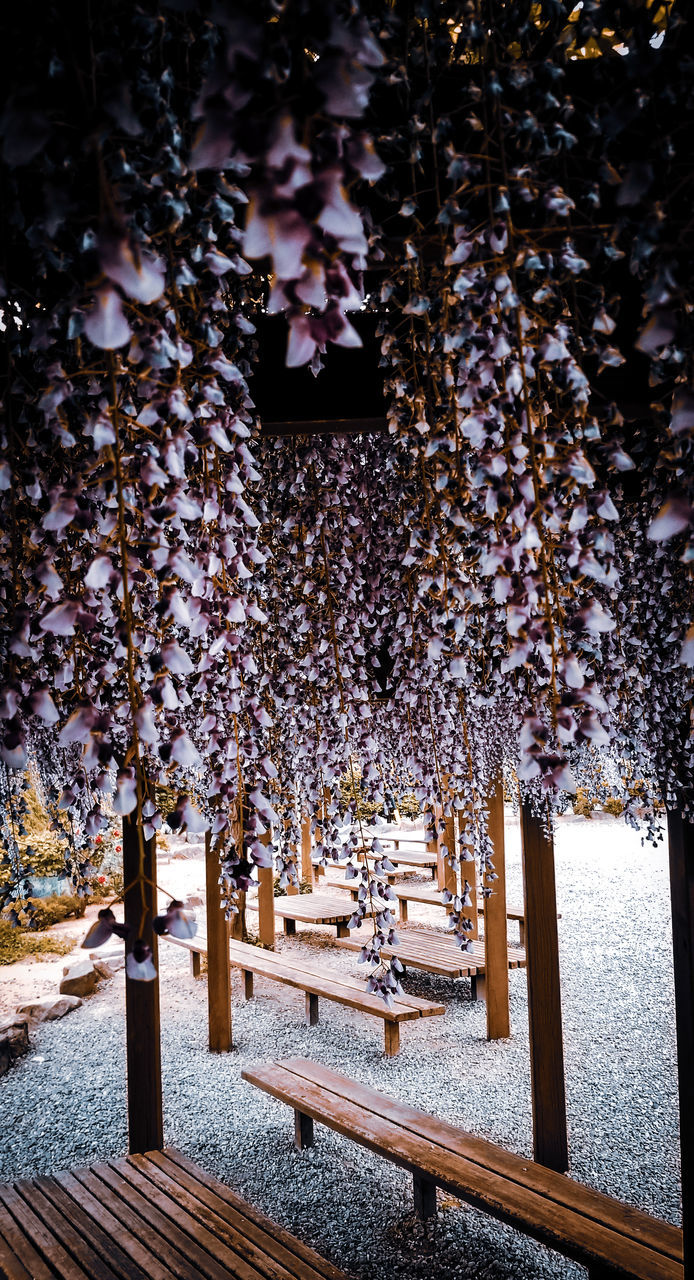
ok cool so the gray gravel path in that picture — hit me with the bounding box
[0,812,680,1279]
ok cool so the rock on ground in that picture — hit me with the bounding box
[15,995,82,1024]
[59,959,96,998]
[0,1016,29,1076]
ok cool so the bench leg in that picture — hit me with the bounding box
[243,970,254,1000]
[470,973,486,1003]
[294,1110,314,1151]
[336,922,349,939]
[413,1174,437,1220]
[283,918,296,936]
[305,992,319,1025]
[384,1021,400,1057]
[399,900,409,924]
[190,951,202,979]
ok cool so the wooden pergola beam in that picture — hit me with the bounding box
[261,416,387,438]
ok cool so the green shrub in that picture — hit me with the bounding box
[573,788,596,818]
[6,895,87,932]
[0,920,74,966]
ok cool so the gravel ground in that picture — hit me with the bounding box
[0,812,680,1279]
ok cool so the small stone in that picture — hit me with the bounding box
[93,959,115,981]
[15,995,82,1024]
[60,958,97,997]
[185,894,204,908]
[0,1017,30,1076]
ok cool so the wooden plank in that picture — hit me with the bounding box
[122,811,163,1155]
[278,1059,683,1263]
[71,1166,211,1280]
[484,777,510,1040]
[0,1182,92,1280]
[30,1177,144,1280]
[205,831,232,1053]
[53,1169,175,1280]
[520,800,568,1174]
[243,1064,681,1280]
[0,1195,49,1280]
[667,809,694,1280]
[162,1149,349,1280]
[126,1155,299,1280]
[93,1161,241,1280]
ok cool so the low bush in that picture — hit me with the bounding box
[3,894,87,932]
[0,920,74,966]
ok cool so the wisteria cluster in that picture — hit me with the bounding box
[0,2,691,986]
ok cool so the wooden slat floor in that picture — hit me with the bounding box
[0,1148,349,1280]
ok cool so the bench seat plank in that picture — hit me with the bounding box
[273,896,355,926]
[163,933,444,1053]
[278,1060,682,1263]
[242,1061,682,1280]
[335,929,526,983]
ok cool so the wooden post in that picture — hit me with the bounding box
[205,831,232,1053]
[301,815,314,889]
[458,810,479,943]
[257,865,275,947]
[484,777,510,1040]
[123,811,163,1154]
[257,828,275,948]
[441,808,458,897]
[667,808,694,1278]
[431,804,445,890]
[520,799,568,1173]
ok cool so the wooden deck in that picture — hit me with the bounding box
[0,1147,350,1280]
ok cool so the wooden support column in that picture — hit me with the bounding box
[431,804,445,890]
[484,777,510,1040]
[457,811,479,943]
[520,800,568,1173]
[123,811,163,1154]
[666,808,694,1278]
[257,829,275,948]
[301,815,314,889]
[441,809,459,898]
[205,831,232,1053]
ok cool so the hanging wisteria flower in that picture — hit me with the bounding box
[153,900,197,941]
[126,941,157,982]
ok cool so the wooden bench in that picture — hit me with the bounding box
[335,928,525,998]
[164,933,444,1056]
[242,1059,684,1280]
[273,892,356,937]
[393,883,527,939]
[0,1145,350,1280]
